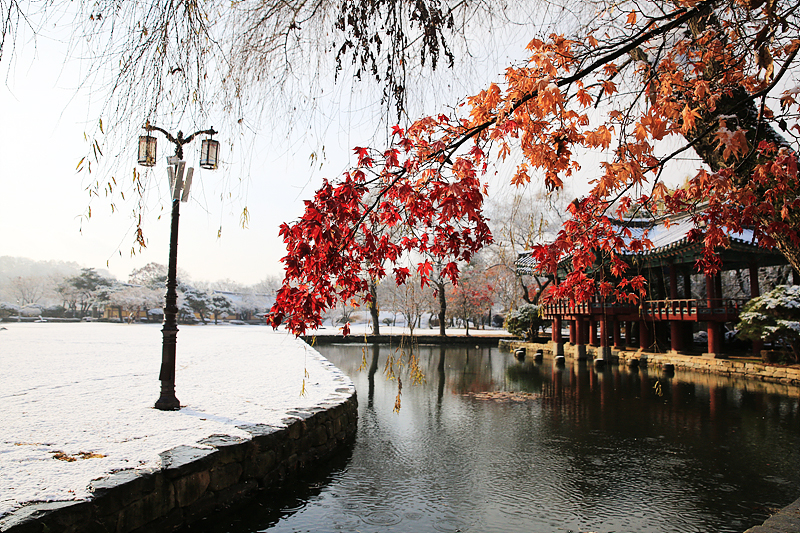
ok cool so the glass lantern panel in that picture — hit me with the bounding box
[200,139,219,170]
[138,136,157,167]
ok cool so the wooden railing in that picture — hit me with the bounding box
[643,298,748,317]
[542,298,749,320]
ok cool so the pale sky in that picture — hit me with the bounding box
[0,29,365,285]
[0,11,701,287]
[0,16,538,286]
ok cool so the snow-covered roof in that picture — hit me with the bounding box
[612,214,756,256]
[516,211,787,276]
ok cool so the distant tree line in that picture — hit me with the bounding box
[0,259,280,323]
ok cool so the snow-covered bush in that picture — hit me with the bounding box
[737,285,800,363]
[505,304,546,341]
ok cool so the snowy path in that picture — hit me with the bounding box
[0,323,353,519]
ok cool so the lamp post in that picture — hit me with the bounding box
[138,123,220,411]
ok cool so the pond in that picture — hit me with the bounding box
[184,343,800,533]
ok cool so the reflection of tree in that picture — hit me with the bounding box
[367,343,380,409]
[505,361,546,393]
[437,345,446,406]
[312,343,800,533]
[448,346,498,395]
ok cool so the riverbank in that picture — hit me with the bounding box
[0,323,357,533]
[502,339,800,387]
[745,496,800,533]
[301,324,513,345]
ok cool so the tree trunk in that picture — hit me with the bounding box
[519,276,532,304]
[437,279,447,336]
[368,279,380,335]
[688,88,800,274]
[674,16,800,275]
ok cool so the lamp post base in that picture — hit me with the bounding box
[155,381,180,411]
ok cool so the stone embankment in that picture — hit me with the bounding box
[744,496,800,533]
[304,333,512,346]
[501,340,800,387]
[0,395,357,533]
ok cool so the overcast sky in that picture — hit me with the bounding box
[0,30,369,285]
[0,9,702,287]
[0,14,545,286]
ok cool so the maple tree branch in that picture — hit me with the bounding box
[337,169,408,253]
[431,0,716,167]
[556,1,715,91]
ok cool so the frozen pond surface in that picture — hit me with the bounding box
[184,343,800,533]
[0,322,353,518]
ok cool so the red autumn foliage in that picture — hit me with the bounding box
[271,0,800,335]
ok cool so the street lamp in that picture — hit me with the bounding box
[138,123,219,411]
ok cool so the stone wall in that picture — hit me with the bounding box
[744,496,800,533]
[500,340,800,387]
[0,393,358,533]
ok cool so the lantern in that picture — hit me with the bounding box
[199,137,220,170]
[138,135,157,167]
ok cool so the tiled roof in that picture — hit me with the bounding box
[515,211,781,275]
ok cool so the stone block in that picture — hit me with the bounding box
[89,470,162,514]
[173,470,211,508]
[287,420,305,440]
[242,450,277,480]
[215,480,259,508]
[182,491,218,523]
[115,482,175,533]
[763,510,800,531]
[197,434,248,465]
[159,446,217,479]
[286,453,299,473]
[0,501,90,533]
[209,462,243,492]
[742,526,783,533]
[238,423,282,438]
[129,507,184,533]
[312,425,328,447]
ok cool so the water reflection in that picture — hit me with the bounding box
[184,344,800,533]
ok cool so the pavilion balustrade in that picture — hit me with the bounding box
[542,298,748,321]
[541,297,749,357]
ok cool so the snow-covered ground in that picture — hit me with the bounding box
[0,322,353,519]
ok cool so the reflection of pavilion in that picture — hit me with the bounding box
[516,212,798,359]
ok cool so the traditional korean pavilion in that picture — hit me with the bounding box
[515,211,798,359]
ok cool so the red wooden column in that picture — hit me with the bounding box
[669,264,683,353]
[625,321,633,346]
[569,320,576,344]
[706,273,722,356]
[683,271,694,348]
[552,315,562,343]
[552,315,564,356]
[613,319,623,348]
[575,316,587,360]
[599,316,610,359]
[589,319,598,346]
[639,320,651,351]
